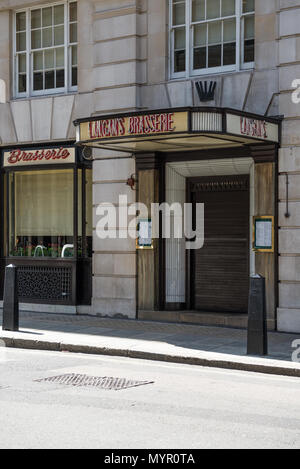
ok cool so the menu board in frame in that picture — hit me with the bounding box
[253,216,274,252]
[136,219,153,250]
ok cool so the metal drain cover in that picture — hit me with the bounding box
[35,373,154,390]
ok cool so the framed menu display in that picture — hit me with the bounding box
[253,216,274,252]
[136,219,153,249]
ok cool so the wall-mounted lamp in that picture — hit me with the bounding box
[126,174,137,190]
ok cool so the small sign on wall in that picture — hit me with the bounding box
[136,219,153,250]
[253,216,274,252]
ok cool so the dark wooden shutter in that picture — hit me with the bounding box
[192,175,249,313]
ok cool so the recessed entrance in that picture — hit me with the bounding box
[190,175,250,314]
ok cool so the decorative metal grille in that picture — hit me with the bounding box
[191,177,249,193]
[17,266,72,302]
[35,373,154,390]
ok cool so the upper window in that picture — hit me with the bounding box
[14,1,77,98]
[169,0,254,78]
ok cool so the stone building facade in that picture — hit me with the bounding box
[0,0,299,332]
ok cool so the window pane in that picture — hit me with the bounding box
[223,42,236,65]
[42,7,52,27]
[45,70,55,89]
[208,22,221,44]
[42,27,52,47]
[174,50,185,73]
[192,0,205,22]
[16,32,26,52]
[56,47,64,67]
[69,2,77,22]
[56,69,65,87]
[18,74,26,93]
[173,2,185,25]
[33,51,43,70]
[243,0,255,13]
[45,49,54,68]
[54,25,64,45]
[54,5,64,25]
[33,72,43,90]
[244,39,254,62]
[69,23,77,43]
[174,27,186,49]
[194,24,206,47]
[18,54,26,73]
[223,18,236,42]
[72,67,77,87]
[244,15,254,39]
[31,30,41,49]
[31,9,41,29]
[9,170,74,258]
[16,12,26,32]
[221,0,235,17]
[207,0,220,19]
[194,47,206,69]
[208,44,221,67]
[72,45,77,66]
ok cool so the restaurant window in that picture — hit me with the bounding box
[14,1,77,97]
[8,169,75,258]
[169,0,255,78]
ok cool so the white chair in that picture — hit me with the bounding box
[34,245,47,257]
[61,244,74,258]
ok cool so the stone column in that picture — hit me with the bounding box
[277,2,300,333]
[92,149,137,318]
[136,154,161,311]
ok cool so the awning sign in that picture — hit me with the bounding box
[79,111,189,142]
[227,114,279,143]
[3,147,76,167]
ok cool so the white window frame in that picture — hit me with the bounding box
[13,0,77,99]
[169,0,255,80]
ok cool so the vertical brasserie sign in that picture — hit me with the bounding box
[3,147,76,167]
[79,111,189,141]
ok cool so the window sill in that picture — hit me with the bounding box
[11,89,78,102]
[170,65,255,81]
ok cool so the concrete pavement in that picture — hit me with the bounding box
[1,310,300,377]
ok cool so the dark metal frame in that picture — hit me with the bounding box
[0,143,92,306]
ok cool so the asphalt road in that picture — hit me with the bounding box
[0,347,299,449]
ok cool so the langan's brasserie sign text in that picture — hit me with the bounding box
[4,147,76,167]
[79,111,189,141]
[227,113,279,142]
[240,117,267,139]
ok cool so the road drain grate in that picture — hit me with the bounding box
[35,373,154,390]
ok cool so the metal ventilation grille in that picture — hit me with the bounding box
[17,265,72,302]
[35,373,154,390]
[192,112,222,132]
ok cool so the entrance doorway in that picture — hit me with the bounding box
[190,175,250,314]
